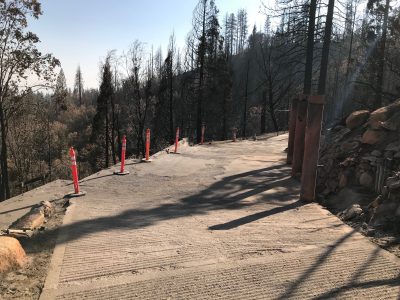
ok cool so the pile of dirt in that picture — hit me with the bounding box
[0,199,67,299]
[317,100,400,256]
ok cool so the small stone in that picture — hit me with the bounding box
[340,157,354,167]
[368,195,384,210]
[384,151,394,159]
[359,172,374,187]
[388,180,400,191]
[366,227,376,236]
[385,142,400,152]
[340,204,363,221]
[327,179,338,192]
[334,128,351,143]
[359,162,371,170]
[389,193,398,201]
[382,186,389,197]
[362,156,377,162]
[361,129,386,145]
[332,125,345,131]
[339,174,348,189]
[371,150,382,157]
[40,200,55,218]
[326,158,334,170]
[386,176,399,186]
[345,110,370,129]
[340,141,360,152]
[396,206,400,216]
[322,188,331,196]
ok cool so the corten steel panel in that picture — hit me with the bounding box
[287,97,299,164]
[291,96,308,177]
[300,95,325,202]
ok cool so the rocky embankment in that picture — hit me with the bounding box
[318,100,400,236]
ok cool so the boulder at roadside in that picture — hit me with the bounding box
[0,236,26,273]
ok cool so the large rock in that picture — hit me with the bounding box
[371,150,382,157]
[0,237,26,273]
[389,181,400,191]
[11,208,45,231]
[385,141,400,152]
[368,195,384,211]
[361,156,377,162]
[340,204,363,221]
[339,157,355,167]
[387,176,400,190]
[326,178,338,193]
[359,162,371,171]
[330,127,351,143]
[340,141,360,152]
[379,111,400,131]
[346,110,370,129]
[359,172,374,187]
[386,176,399,186]
[369,100,400,129]
[361,129,386,145]
[339,173,348,189]
[369,107,389,129]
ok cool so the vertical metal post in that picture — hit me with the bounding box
[300,95,325,202]
[287,97,299,164]
[291,95,308,177]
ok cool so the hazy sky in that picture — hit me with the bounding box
[29,0,271,89]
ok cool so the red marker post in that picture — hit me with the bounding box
[174,127,180,154]
[114,135,129,175]
[67,147,85,197]
[200,125,205,145]
[143,128,151,162]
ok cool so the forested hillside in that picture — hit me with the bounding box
[0,0,399,200]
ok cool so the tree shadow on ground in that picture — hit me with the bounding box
[276,228,400,299]
[24,160,400,298]
[209,200,304,230]
[31,163,299,247]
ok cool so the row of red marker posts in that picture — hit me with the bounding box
[68,126,188,197]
